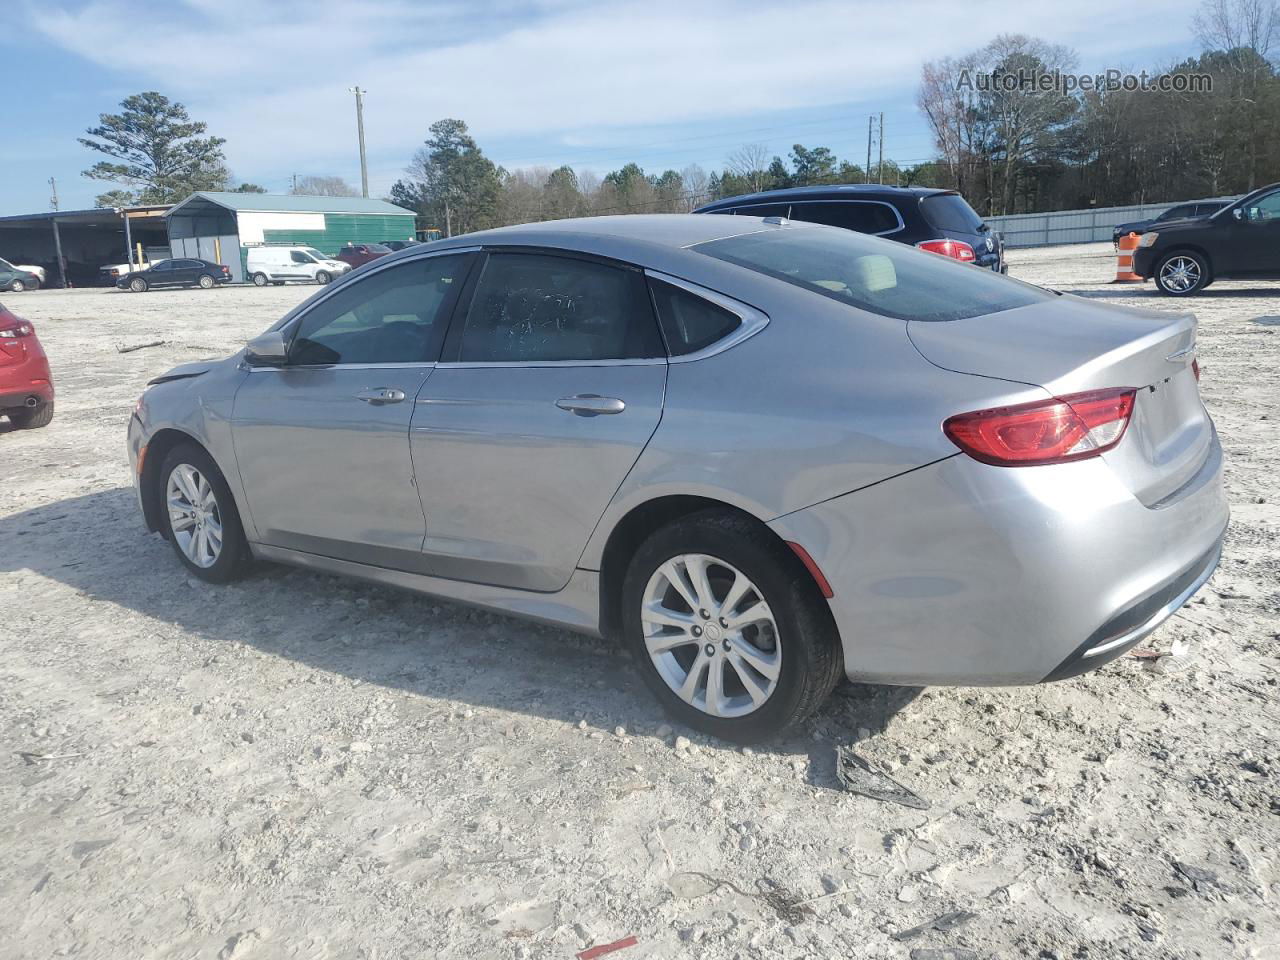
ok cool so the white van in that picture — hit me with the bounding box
[245,246,350,286]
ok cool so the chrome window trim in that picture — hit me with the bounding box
[246,361,439,373]
[785,199,905,237]
[270,245,482,333]
[644,270,770,364]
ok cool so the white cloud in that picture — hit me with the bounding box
[28,0,1204,188]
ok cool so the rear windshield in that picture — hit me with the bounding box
[694,225,1051,322]
[920,193,987,233]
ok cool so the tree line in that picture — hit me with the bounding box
[79,0,1277,225]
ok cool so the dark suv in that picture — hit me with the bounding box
[1112,200,1229,247]
[695,185,1004,271]
[1133,182,1280,295]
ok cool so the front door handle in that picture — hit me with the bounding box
[556,395,626,416]
[356,388,406,405]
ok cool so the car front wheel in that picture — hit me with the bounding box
[10,279,26,292]
[129,277,148,292]
[621,510,842,743]
[158,443,251,583]
[1155,251,1210,295]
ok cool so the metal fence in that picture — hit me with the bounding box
[987,196,1237,248]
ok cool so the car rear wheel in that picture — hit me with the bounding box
[129,277,148,292]
[8,400,54,429]
[158,443,251,583]
[315,270,332,285]
[621,510,842,743]
[1155,251,1209,295]
[197,274,215,289]
[251,272,269,287]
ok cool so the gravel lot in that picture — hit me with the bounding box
[2,243,1278,960]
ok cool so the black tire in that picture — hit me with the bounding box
[197,274,215,289]
[1154,250,1210,296]
[10,279,26,292]
[8,400,53,429]
[157,442,252,583]
[129,277,148,293]
[252,272,269,287]
[315,270,332,285]
[620,509,842,743]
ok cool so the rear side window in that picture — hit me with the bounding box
[727,203,790,218]
[696,227,1050,322]
[920,193,986,233]
[456,253,663,363]
[787,201,900,234]
[649,279,741,355]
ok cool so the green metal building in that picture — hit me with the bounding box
[165,192,417,283]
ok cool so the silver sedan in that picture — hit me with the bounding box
[127,215,1228,742]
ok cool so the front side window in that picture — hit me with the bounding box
[1243,191,1280,222]
[788,201,900,234]
[152,261,173,272]
[649,279,741,355]
[289,254,470,365]
[290,251,313,264]
[455,253,663,363]
[696,226,1051,322]
[1160,205,1196,221]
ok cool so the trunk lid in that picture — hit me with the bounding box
[908,295,1211,506]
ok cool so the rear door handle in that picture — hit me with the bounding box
[356,388,406,405]
[556,395,626,416]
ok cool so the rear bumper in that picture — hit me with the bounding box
[768,429,1228,685]
[0,355,54,410]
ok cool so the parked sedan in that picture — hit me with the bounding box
[335,243,393,269]
[128,215,1226,742]
[1112,200,1229,247]
[0,258,41,292]
[0,302,54,428]
[118,258,231,292]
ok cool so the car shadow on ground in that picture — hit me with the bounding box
[0,487,921,773]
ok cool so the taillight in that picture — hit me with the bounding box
[1192,358,1200,381]
[0,319,34,339]
[943,388,1136,466]
[917,238,976,262]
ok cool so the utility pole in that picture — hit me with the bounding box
[866,116,874,183]
[291,173,298,193]
[349,86,369,198]
[878,112,885,184]
[49,177,59,211]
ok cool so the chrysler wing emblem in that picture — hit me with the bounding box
[1166,343,1196,362]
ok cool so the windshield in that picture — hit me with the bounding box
[302,248,327,261]
[367,244,392,253]
[920,193,987,233]
[0,257,13,270]
[694,225,1051,322]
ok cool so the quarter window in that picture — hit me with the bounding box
[456,253,663,362]
[787,201,900,234]
[649,279,741,355]
[289,254,469,365]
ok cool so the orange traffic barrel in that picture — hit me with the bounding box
[1113,233,1143,283]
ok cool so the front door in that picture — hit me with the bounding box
[411,250,668,592]
[231,252,474,566]
[1224,189,1280,274]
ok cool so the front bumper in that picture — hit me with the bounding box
[1133,246,1157,279]
[768,431,1228,685]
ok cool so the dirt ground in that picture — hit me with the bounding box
[2,243,1278,960]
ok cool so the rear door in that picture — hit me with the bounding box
[410,249,668,591]
[231,252,474,565]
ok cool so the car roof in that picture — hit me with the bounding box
[696,183,952,211]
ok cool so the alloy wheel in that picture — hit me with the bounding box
[1159,256,1201,293]
[641,554,781,718]
[166,464,223,568]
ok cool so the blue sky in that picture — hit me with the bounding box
[2,0,1209,215]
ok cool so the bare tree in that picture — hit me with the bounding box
[680,164,709,210]
[1195,0,1279,59]
[291,175,359,197]
[725,143,771,193]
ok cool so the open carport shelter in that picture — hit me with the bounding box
[165,193,417,283]
[0,206,170,288]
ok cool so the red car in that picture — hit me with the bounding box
[0,303,54,429]
[335,243,392,269]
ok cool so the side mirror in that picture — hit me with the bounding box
[1233,208,1244,221]
[245,329,288,367]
